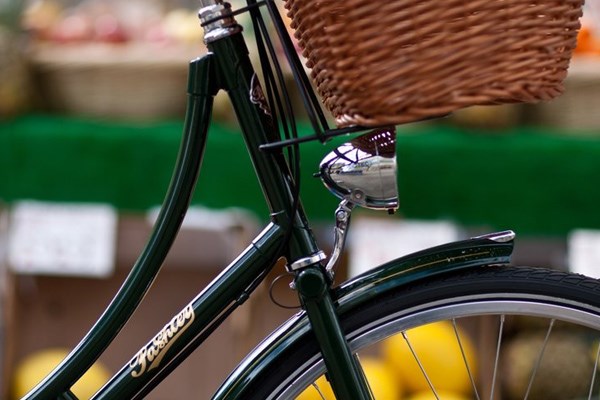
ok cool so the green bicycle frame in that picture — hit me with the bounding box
[22,3,516,400]
[23,14,371,400]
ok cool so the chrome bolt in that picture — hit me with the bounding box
[336,210,348,221]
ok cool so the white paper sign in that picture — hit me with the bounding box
[8,201,117,277]
[568,229,600,279]
[348,218,461,278]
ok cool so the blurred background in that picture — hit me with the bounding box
[0,0,600,399]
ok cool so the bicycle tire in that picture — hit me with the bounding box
[240,265,600,399]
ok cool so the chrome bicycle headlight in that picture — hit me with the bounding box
[319,128,398,212]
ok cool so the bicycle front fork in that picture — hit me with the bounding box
[294,266,374,400]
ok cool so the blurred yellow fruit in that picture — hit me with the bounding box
[360,357,403,399]
[405,389,472,400]
[12,348,111,400]
[381,321,477,395]
[296,357,402,399]
[22,0,63,37]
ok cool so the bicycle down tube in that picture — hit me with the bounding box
[23,3,371,400]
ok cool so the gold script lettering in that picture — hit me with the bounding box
[130,304,195,378]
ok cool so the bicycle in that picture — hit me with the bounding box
[21,0,596,399]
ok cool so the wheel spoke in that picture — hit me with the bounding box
[489,314,505,400]
[310,381,326,399]
[402,330,440,399]
[523,319,555,400]
[452,318,480,400]
[588,341,600,400]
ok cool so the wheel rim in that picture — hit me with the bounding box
[275,295,600,400]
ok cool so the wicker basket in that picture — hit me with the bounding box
[285,0,584,127]
[29,43,201,120]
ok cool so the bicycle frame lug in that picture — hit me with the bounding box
[188,54,219,96]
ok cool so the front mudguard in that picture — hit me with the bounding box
[212,231,514,399]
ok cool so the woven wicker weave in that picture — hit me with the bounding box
[285,0,584,127]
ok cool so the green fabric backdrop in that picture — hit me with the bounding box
[1,114,600,236]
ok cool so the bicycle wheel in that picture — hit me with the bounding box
[242,265,600,400]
